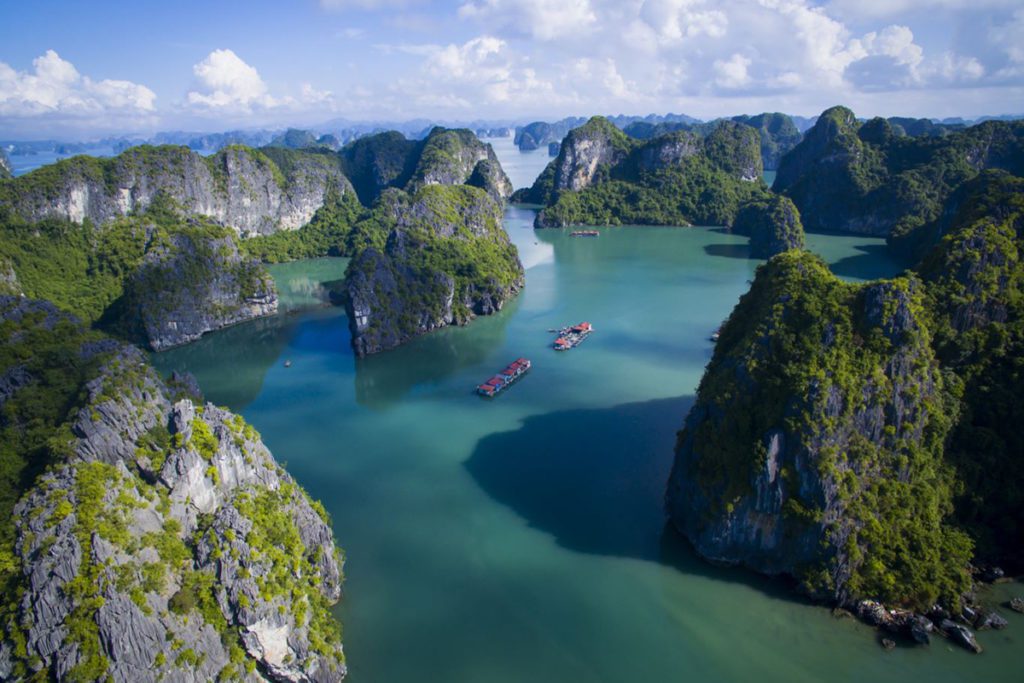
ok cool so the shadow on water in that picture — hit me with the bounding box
[353,296,521,410]
[150,312,306,410]
[827,243,907,281]
[703,243,754,260]
[466,396,692,559]
[465,394,804,598]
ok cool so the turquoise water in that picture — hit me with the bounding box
[152,210,1022,682]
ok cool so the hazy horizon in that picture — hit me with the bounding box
[2,0,1023,139]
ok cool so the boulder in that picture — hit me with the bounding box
[940,619,983,653]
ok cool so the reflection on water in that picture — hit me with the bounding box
[353,296,520,409]
[151,313,304,409]
[268,257,350,312]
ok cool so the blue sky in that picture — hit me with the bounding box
[1,0,1022,138]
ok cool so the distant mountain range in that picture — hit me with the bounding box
[2,112,1021,177]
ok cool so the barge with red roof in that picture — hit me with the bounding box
[476,358,531,397]
[553,322,593,351]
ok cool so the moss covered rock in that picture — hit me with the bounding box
[0,144,354,235]
[733,195,806,258]
[773,105,1024,259]
[0,297,346,681]
[343,185,523,356]
[918,170,1024,569]
[666,251,970,610]
[521,117,768,228]
[116,224,278,351]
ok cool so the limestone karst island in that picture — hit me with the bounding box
[1,1,1023,681]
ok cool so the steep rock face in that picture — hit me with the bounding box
[514,119,584,152]
[703,121,763,182]
[917,171,1024,568]
[0,148,11,178]
[732,113,803,171]
[773,105,1024,248]
[343,186,523,356]
[407,128,512,200]
[118,226,278,350]
[666,252,969,609]
[339,132,419,205]
[0,297,345,682]
[340,128,511,204]
[1,145,353,235]
[550,117,633,193]
[0,258,20,295]
[733,195,806,258]
[524,117,766,229]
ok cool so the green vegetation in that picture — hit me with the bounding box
[526,117,769,228]
[0,296,345,678]
[917,171,1024,568]
[733,195,806,258]
[677,251,970,609]
[239,190,377,263]
[345,184,523,353]
[539,156,770,228]
[773,106,1024,261]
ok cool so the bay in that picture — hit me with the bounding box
[152,145,1021,683]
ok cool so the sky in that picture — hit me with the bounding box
[0,0,1022,139]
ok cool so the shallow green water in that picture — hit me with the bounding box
[152,208,1022,682]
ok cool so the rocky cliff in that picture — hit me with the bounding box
[665,251,970,609]
[514,119,585,152]
[117,223,279,350]
[0,207,279,349]
[917,170,1024,568]
[732,195,806,258]
[341,128,511,205]
[0,296,346,682]
[0,149,11,179]
[406,128,512,200]
[0,144,354,235]
[343,185,523,356]
[773,106,1024,257]
[519,117,767,228]
[731,113,803,171]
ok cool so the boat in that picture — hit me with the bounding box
[570,230,600,238]
[284,359,292,367]
[476,358,531,397]
[552,322,593,351]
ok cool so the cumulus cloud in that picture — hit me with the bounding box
[186,49,276,110]
[714,54,752,89]
[0,50,155,118]
[637,0,728,43]
[457,0,598,41]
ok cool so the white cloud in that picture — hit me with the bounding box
[457,0,598,41]
[637,0,728,42]
[714,53,752,89]
[0,50,155,118]
[186,49,275,110]
[857,25,923,67]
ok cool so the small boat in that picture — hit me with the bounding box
[552,322,593,350]
[476,358,531,397]
[284,359,293,368]
[570,230,600,238]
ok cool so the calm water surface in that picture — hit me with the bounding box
[153,149,1020,683]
